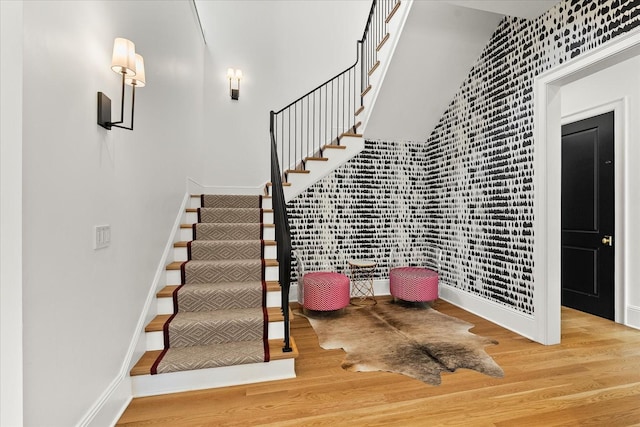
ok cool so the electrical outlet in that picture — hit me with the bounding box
[94,225,111,249]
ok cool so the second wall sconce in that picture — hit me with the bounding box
[97,37,146,131]
[227,68,242,100]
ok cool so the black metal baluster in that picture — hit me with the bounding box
[268,0,384,354]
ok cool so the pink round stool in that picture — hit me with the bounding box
[389,267,439,302]
[302,271,351,311]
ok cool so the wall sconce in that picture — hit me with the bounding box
[97,38,146,131]
[227,68,242,100]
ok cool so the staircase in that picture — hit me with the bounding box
[130,194,297,397]
[127,0,411,399]
[271,0,413,202]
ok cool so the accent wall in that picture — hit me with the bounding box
[289,0,640,329]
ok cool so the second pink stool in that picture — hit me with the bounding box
[389,267,439,302]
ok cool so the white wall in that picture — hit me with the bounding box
[20,1,205,425]
[195,0,371,189]
[1,1,24,425]
[561,55,640,327]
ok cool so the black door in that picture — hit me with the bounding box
[561,111,614,320]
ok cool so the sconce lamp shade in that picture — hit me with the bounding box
[111,37,136,76]
[98,37,146,130]
[227,68,242,100]
[125,54,146,87]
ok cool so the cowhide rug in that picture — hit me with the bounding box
[299,301,504,385]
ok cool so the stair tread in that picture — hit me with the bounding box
[285,169,311,174]
[341,132,363,138]
[361,85,372,97]
[369,60,381,76]
[186,208,273,213]
[305,156,329,161]
[323,144,347,150]
[174,240,276,248]
[355,106,365,116]
[191,194,271,198]
[181,223,275,228]
[158,281,281,298]
[130,337,298,376]
[266,182,292,187]
[386,1,401,23]
[376,33,390,52]
[166,259,279,270]
[145,306,286,332]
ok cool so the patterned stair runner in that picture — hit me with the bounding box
[151,195,270,374]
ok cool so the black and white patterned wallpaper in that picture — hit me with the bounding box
[288,0,640,315]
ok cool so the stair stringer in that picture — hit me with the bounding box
[358,0,414,136]
[280,0,414,202]
[284,135,365,202]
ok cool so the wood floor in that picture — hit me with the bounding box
[117,298,640,426]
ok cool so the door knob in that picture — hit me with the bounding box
[602,235,613,246]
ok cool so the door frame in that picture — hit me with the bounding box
[561,104,624,321]
[533,31,639,344]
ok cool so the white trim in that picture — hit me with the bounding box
[0,1,23,425]
[359,0,414,135]
[534,30,640,344]
[77,192,190,427]
[79,376,131,427]
[627,305,640,330]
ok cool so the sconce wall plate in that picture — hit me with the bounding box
[97,92,113,130]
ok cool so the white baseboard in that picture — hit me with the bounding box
[439,283,537,342]
[79,375,131,427]
[626,305,640,330]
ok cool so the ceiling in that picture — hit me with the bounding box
[443,0,561,20]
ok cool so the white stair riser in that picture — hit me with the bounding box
[173,244,277,262]
[189,197,273,209]
[180,226,275,242]
[165,265,278,285]
[186,211,274,224]
[156,290,282,314]
[145,321,285,351]
[132,358,294,397]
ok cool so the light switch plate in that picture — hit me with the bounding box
[94,225,111,249]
